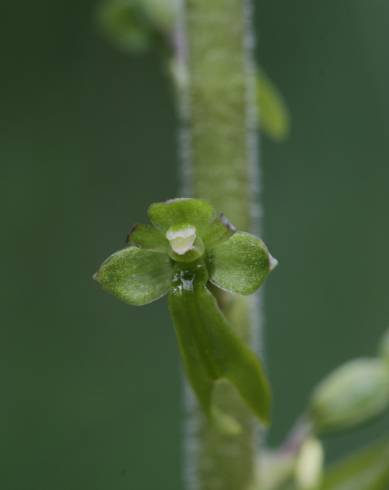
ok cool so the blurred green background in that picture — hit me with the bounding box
[2,1,389,489]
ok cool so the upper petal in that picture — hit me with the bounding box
[148,198,216,233]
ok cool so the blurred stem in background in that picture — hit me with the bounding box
[175,0,264,489]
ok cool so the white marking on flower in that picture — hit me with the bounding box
[166,226,197,255]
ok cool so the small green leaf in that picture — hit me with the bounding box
[208,232,276,295]
[168,265,271,423]
[142,0,175,32]
[257,66,290,142]
[97,0,155,54]
[202,214,236,249]
[148,198,216,234]
[127,224,169,252]
[321,438,389,490]
[309,358,389,434]
[94,247,172,305]
[97,0,175,54]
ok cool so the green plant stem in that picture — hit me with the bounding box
[175,1,262,489]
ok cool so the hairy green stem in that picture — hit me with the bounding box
[175,0,263,489]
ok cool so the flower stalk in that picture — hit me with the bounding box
[175,0,263,489]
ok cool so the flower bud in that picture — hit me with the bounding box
[294,437,324,490]
[309,358,389,433]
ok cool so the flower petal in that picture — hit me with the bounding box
[94,247,172,305]
[208,232,276,295]
[148,198,216,233]
[202,214,236,249]
[127,224,169,252]
[168,278,271,424]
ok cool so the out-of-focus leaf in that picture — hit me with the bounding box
[257,66,290,142]
[142,0,175,32]
[94,246,172,305]
[309,358,389,434]
[97,0,155,53]
[148,198,216,234]
[127,223,168,252]
[168,264,271,424]
[257,451,296,490]
[321,438,389,490]
[208,231,277,295]
[97,0,174,54]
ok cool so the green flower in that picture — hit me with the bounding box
[94,198,277,423]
